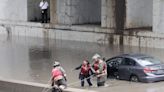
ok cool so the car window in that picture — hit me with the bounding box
[121,58,136,66]
[107,58,123,66]
[138,57,161,66]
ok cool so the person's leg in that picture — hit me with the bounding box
[58,79,67,89]
[43,9,46,23]
[100,76,106,86]
[86,77,92,86]
[52,87,61,92]
[81,75,85,87]
[97,77,105,87]
[41,12,44,23]
[52,87,56,92]
[45,9,48,23]
[99,81,105,86]
[97,77,101,87]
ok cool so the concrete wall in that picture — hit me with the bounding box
[101,0,153,29]
[70,0,101,24]
[101,0,116,28]
[56,0,101,25]
[153,0,164,33]
[125,0,153,28]
[56,0,69,24]
[0,0,28,21]
[27,0,50,22]
[50,0,57,24]
[2,21,164,48]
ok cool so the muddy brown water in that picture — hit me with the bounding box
[0,35,164,92]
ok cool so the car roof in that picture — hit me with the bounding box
[117,53,151,59]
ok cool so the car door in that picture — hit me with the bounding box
[106,57,123,77]
[118,58,136,80]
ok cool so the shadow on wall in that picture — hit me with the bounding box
[115,0,126,32]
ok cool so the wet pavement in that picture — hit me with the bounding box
[1,35,164,92]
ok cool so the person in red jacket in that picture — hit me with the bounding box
[75,60,93,87]
[51,61,67,92]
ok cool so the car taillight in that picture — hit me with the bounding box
[143,67,156,73]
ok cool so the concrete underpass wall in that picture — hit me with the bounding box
[125,0,153,28]
[56,0,69,24]
[56,0,101,25]
[0,0,28,21]
[101,0,116,28]
[70,0,101,24]
[27,0,50,22]
[1,21,164,48]
[153,0,164,33]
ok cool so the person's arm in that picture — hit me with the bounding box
[46,1,49,7]
[97,62,107,77]
[90,65,96,74]
[59,67,67,81]
[59,67,66,76]
[51,70,55,86]
[96,70,107,77]
[99,63,104,73]
[75,64,82,70]
[39,2,43,8]
[51,76,54,86]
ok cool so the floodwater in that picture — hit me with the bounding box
[1,35,164,92]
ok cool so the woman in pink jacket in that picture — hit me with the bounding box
[51,61,67,92]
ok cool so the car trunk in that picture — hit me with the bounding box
[146,64,164,75]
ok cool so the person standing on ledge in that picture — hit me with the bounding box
[39,0,49,23]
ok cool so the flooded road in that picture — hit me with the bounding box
[0,35,164,92]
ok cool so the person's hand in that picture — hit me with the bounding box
[53,84,58,88]
[97,74,101,77]
[51,83,54,87]
[96,70,100,74]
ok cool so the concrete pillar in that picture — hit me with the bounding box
[55,0,71,25]
[69,0,101,25]
[50,0,57,24]
[101,0,116,28]
[125,0,153,28]
[55,0,101,25]
[153,0,164,33]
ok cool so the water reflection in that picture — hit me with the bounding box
[29,46,52,60]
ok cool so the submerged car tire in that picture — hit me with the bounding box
[130,75,139,82]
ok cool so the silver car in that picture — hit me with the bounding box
[106,53,164,82]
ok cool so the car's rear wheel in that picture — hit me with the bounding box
[130,75,139,82]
